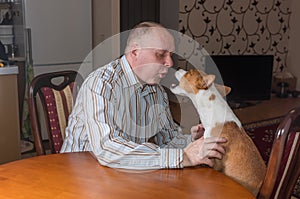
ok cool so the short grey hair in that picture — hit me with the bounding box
[124,21,167,54]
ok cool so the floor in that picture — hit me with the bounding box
[20,140,34,157]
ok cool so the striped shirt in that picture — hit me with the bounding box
[60,56,191,169]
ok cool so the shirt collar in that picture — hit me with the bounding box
[120,55,140,88]
[119,55,157,94]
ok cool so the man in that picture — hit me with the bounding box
[60,21,226,169]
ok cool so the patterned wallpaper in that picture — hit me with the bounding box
[178,0,292,72]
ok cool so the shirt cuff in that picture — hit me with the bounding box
[160,148,184,169]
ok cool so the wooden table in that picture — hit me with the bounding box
[0,152,255,199]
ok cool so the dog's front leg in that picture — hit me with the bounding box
[203,127,212,138]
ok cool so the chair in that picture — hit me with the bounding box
[28,70,83,155]
[257,107,300,199]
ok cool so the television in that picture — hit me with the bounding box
[205,55,274,108]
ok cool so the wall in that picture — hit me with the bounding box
[288,0,300,90]
[178,0,292,73]
[30,0,92,77]
[34,0,120,76]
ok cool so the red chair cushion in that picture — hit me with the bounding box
[41,82,75,153]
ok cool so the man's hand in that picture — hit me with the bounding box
[190,124,205,141]
[182,136,227,168]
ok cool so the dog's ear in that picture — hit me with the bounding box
[215,84,231,96]
[203,74,215,87]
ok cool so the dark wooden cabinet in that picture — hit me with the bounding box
[120,0,160,54]
[120,0,160,32]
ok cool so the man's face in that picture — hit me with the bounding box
[130,29,175,85]
[133,48,173,84]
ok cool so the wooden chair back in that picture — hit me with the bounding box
[28,70,83,155]
[258,107,300,199]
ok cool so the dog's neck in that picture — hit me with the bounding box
[189,83,241,138]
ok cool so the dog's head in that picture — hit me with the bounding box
[170,69,231,97]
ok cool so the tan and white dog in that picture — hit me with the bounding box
[170,69,266,196]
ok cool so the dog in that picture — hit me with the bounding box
[170,68,266,196]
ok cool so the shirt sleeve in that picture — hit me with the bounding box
[83,77,184,170]
[149,90,192,149]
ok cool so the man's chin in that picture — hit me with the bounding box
[147,79,161,85]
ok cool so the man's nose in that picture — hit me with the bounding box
[165,55,173,67]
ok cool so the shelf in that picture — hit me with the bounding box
[0,65,18,75]
[8,56,26,62]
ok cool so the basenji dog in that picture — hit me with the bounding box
[170,68,266,196]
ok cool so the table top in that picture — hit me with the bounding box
[0,152,255,199]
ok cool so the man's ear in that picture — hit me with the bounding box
[215,83,231,97]
[129,43,139,58]
[204,74,215,87]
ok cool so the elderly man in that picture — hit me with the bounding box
[60,21,226,169]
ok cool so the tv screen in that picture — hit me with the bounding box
[205,55,274,104]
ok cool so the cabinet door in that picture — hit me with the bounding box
[0,73,20,164]
[23,0,92,66]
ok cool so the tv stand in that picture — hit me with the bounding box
[233,95,300,124]
[228,100,260,109]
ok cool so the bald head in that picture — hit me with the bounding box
[124,22,175,54]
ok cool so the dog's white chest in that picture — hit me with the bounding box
[193,85,241,138]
